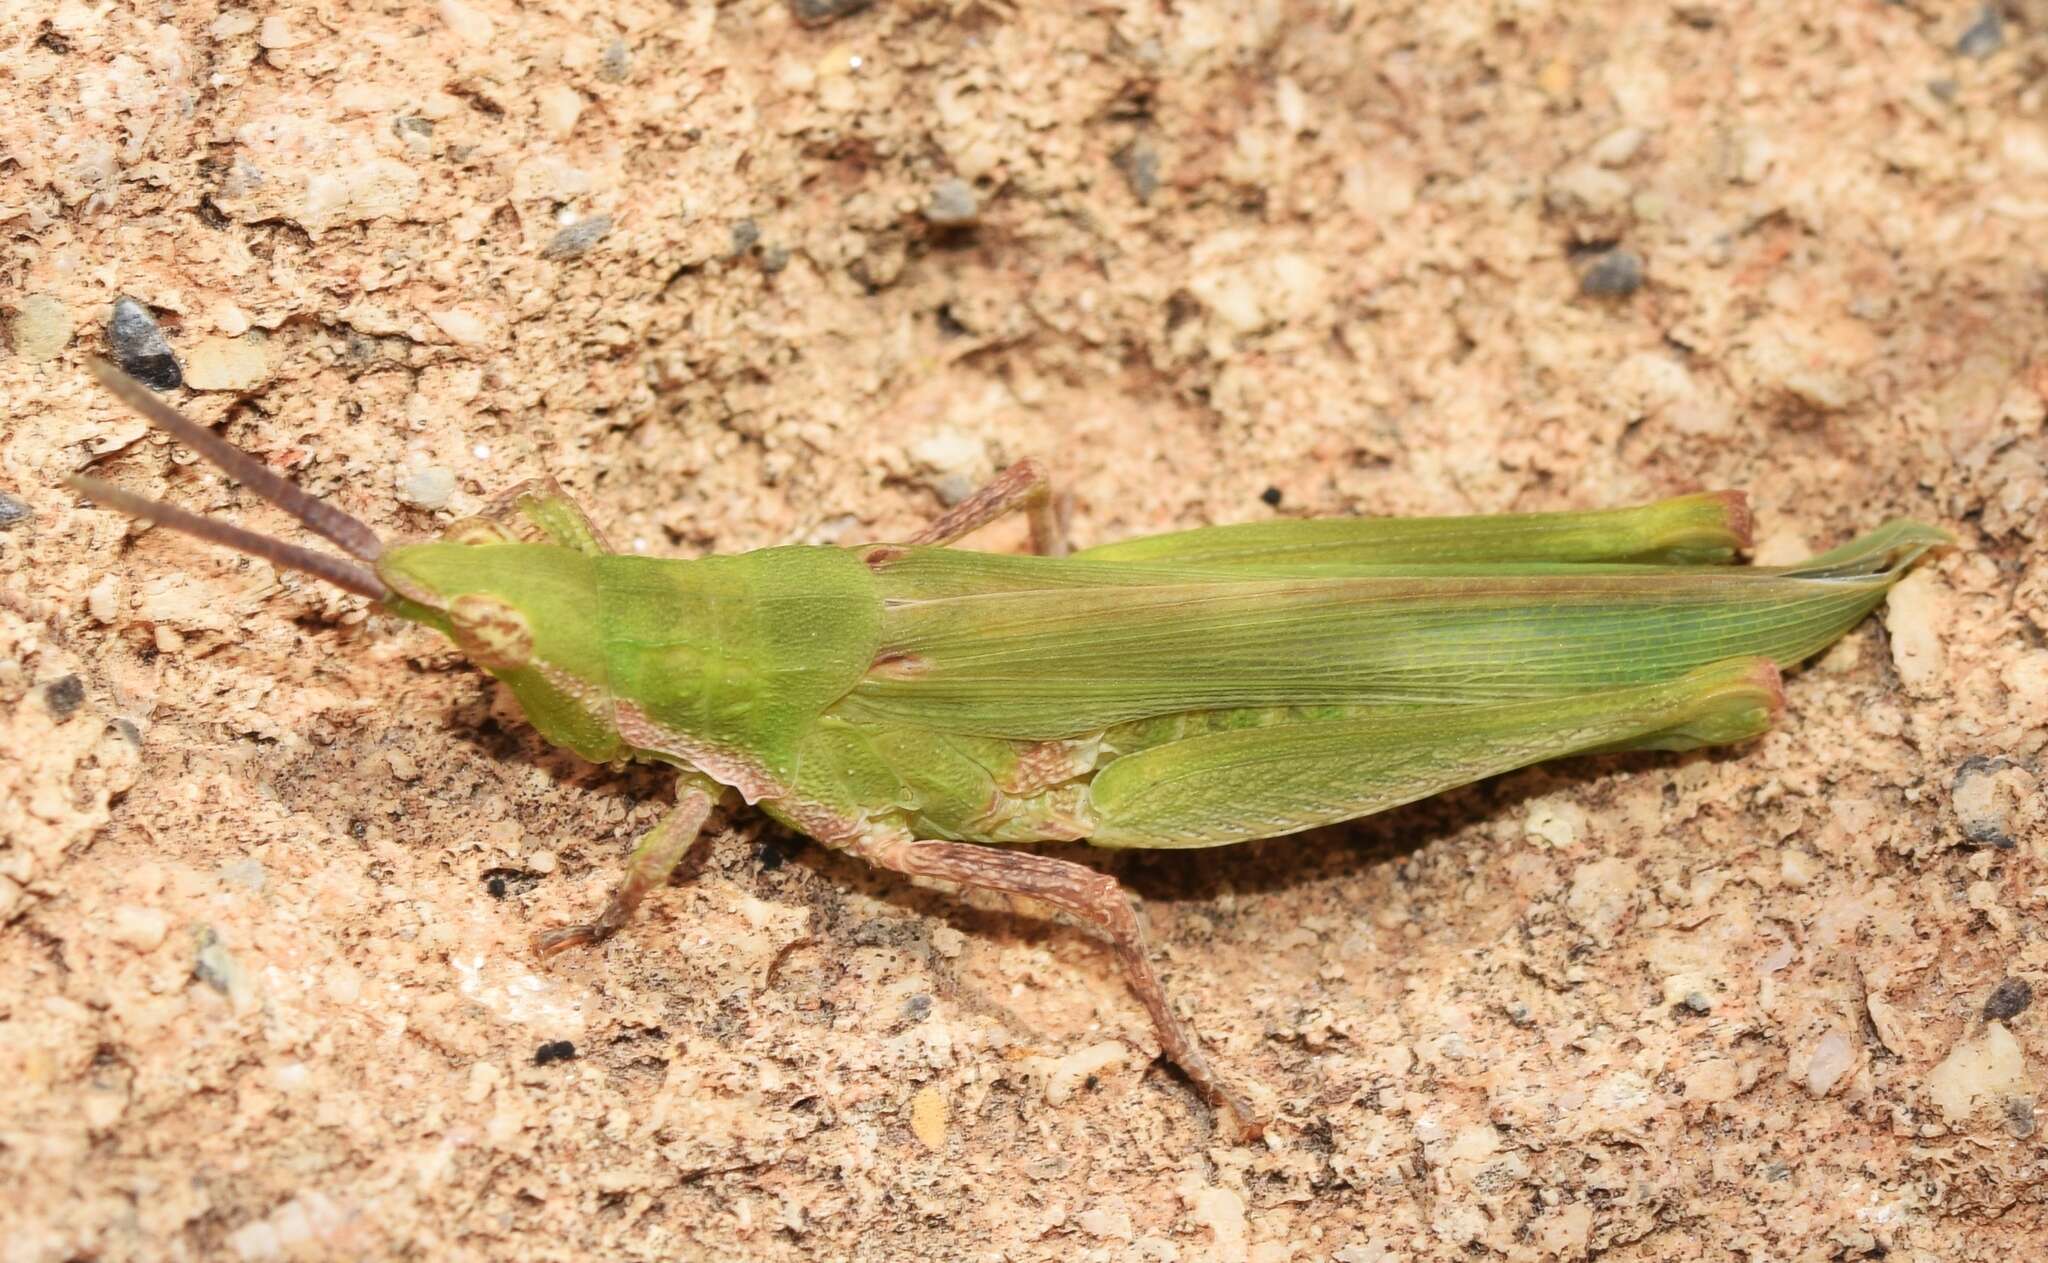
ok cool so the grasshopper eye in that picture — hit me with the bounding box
[442,518,512,546]
[449,593,534,671]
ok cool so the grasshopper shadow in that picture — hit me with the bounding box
[772,743,1746,985]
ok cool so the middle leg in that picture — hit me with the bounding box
[534,779,720,956]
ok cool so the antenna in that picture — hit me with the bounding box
[71,363,392,602]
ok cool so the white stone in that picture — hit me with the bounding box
[106,904,169,952]
[1884,570,1947,694]
[439,0,494,46]
[1926,1022,2026,1123]
[1803,1029,1855,1097]
[536,83,584,138]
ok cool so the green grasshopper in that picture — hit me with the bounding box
[72,361,1946,1137]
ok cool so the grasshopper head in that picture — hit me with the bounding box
[70,363,623,761]
[377,535,621,759]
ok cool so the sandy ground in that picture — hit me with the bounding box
[4,1,2047,1259]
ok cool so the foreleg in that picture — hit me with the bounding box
[534,781,718,955]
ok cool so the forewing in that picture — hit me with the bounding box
[844,522,1943,740]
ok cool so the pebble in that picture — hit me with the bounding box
[1803,1029,1855,1097]
[1590,126,1646,167]
[1984,978,2033,1022]
[182,335,270,391]
[598,37,632,83]
[1580,248,1644,297]
[108,904,170,952]
[789,0,874,25]
[42,674,85,721]
[439,0,494,46]
[11,293,73,362]
[256,14,305,48]
[86,573,121,622]
[1884,570,1946,694]
[108,296,182,389]
[1115,140,1161,203]
[427,306,492,347]
[0,489,28,530]
[1524,796,1587,848]
[907,429,985,480]
[536,83,584,138]
[400,466,456,510]
[924,178,979,226]
[533,1039,577,1066]
[1925,1021,2025,1123]
[542,214,613,260]
[2006,1097,2037,1140]
[193,927,259,1012]
[1037,1040,1127,1105]
[1956,6,2002,60]
[2003,649,2048,717]
[729,219,761,256]
[1951,756,2018,848]
[1545,163,1631,219]
[908,1084,947,1150]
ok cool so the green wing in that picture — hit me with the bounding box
[841,520,1945,741]
[1072,491,1753,567]
[1085,657,1783,847]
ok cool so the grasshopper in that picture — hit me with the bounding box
[71,361,1946,1137]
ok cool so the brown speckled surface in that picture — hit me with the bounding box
[3,2,2045,1259]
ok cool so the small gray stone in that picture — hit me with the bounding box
[924,178,978,226]
[1984,978,2033,1022]
[1580,249,1644,297]
[1956,6,2002,60]
[0,489,27,530]
[192,926,252,1003]
[1114,140,1161,204]
[43,675,85,722]
[729,218,761,256]
[401,467,457,510]
[789,0,874,25]
[1952,755,2018,848]
[598,37,631,83]
[759,245,791,274]
[108,296,181,389]
[542,214,613,260]
[2005,1096,2036,1140]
